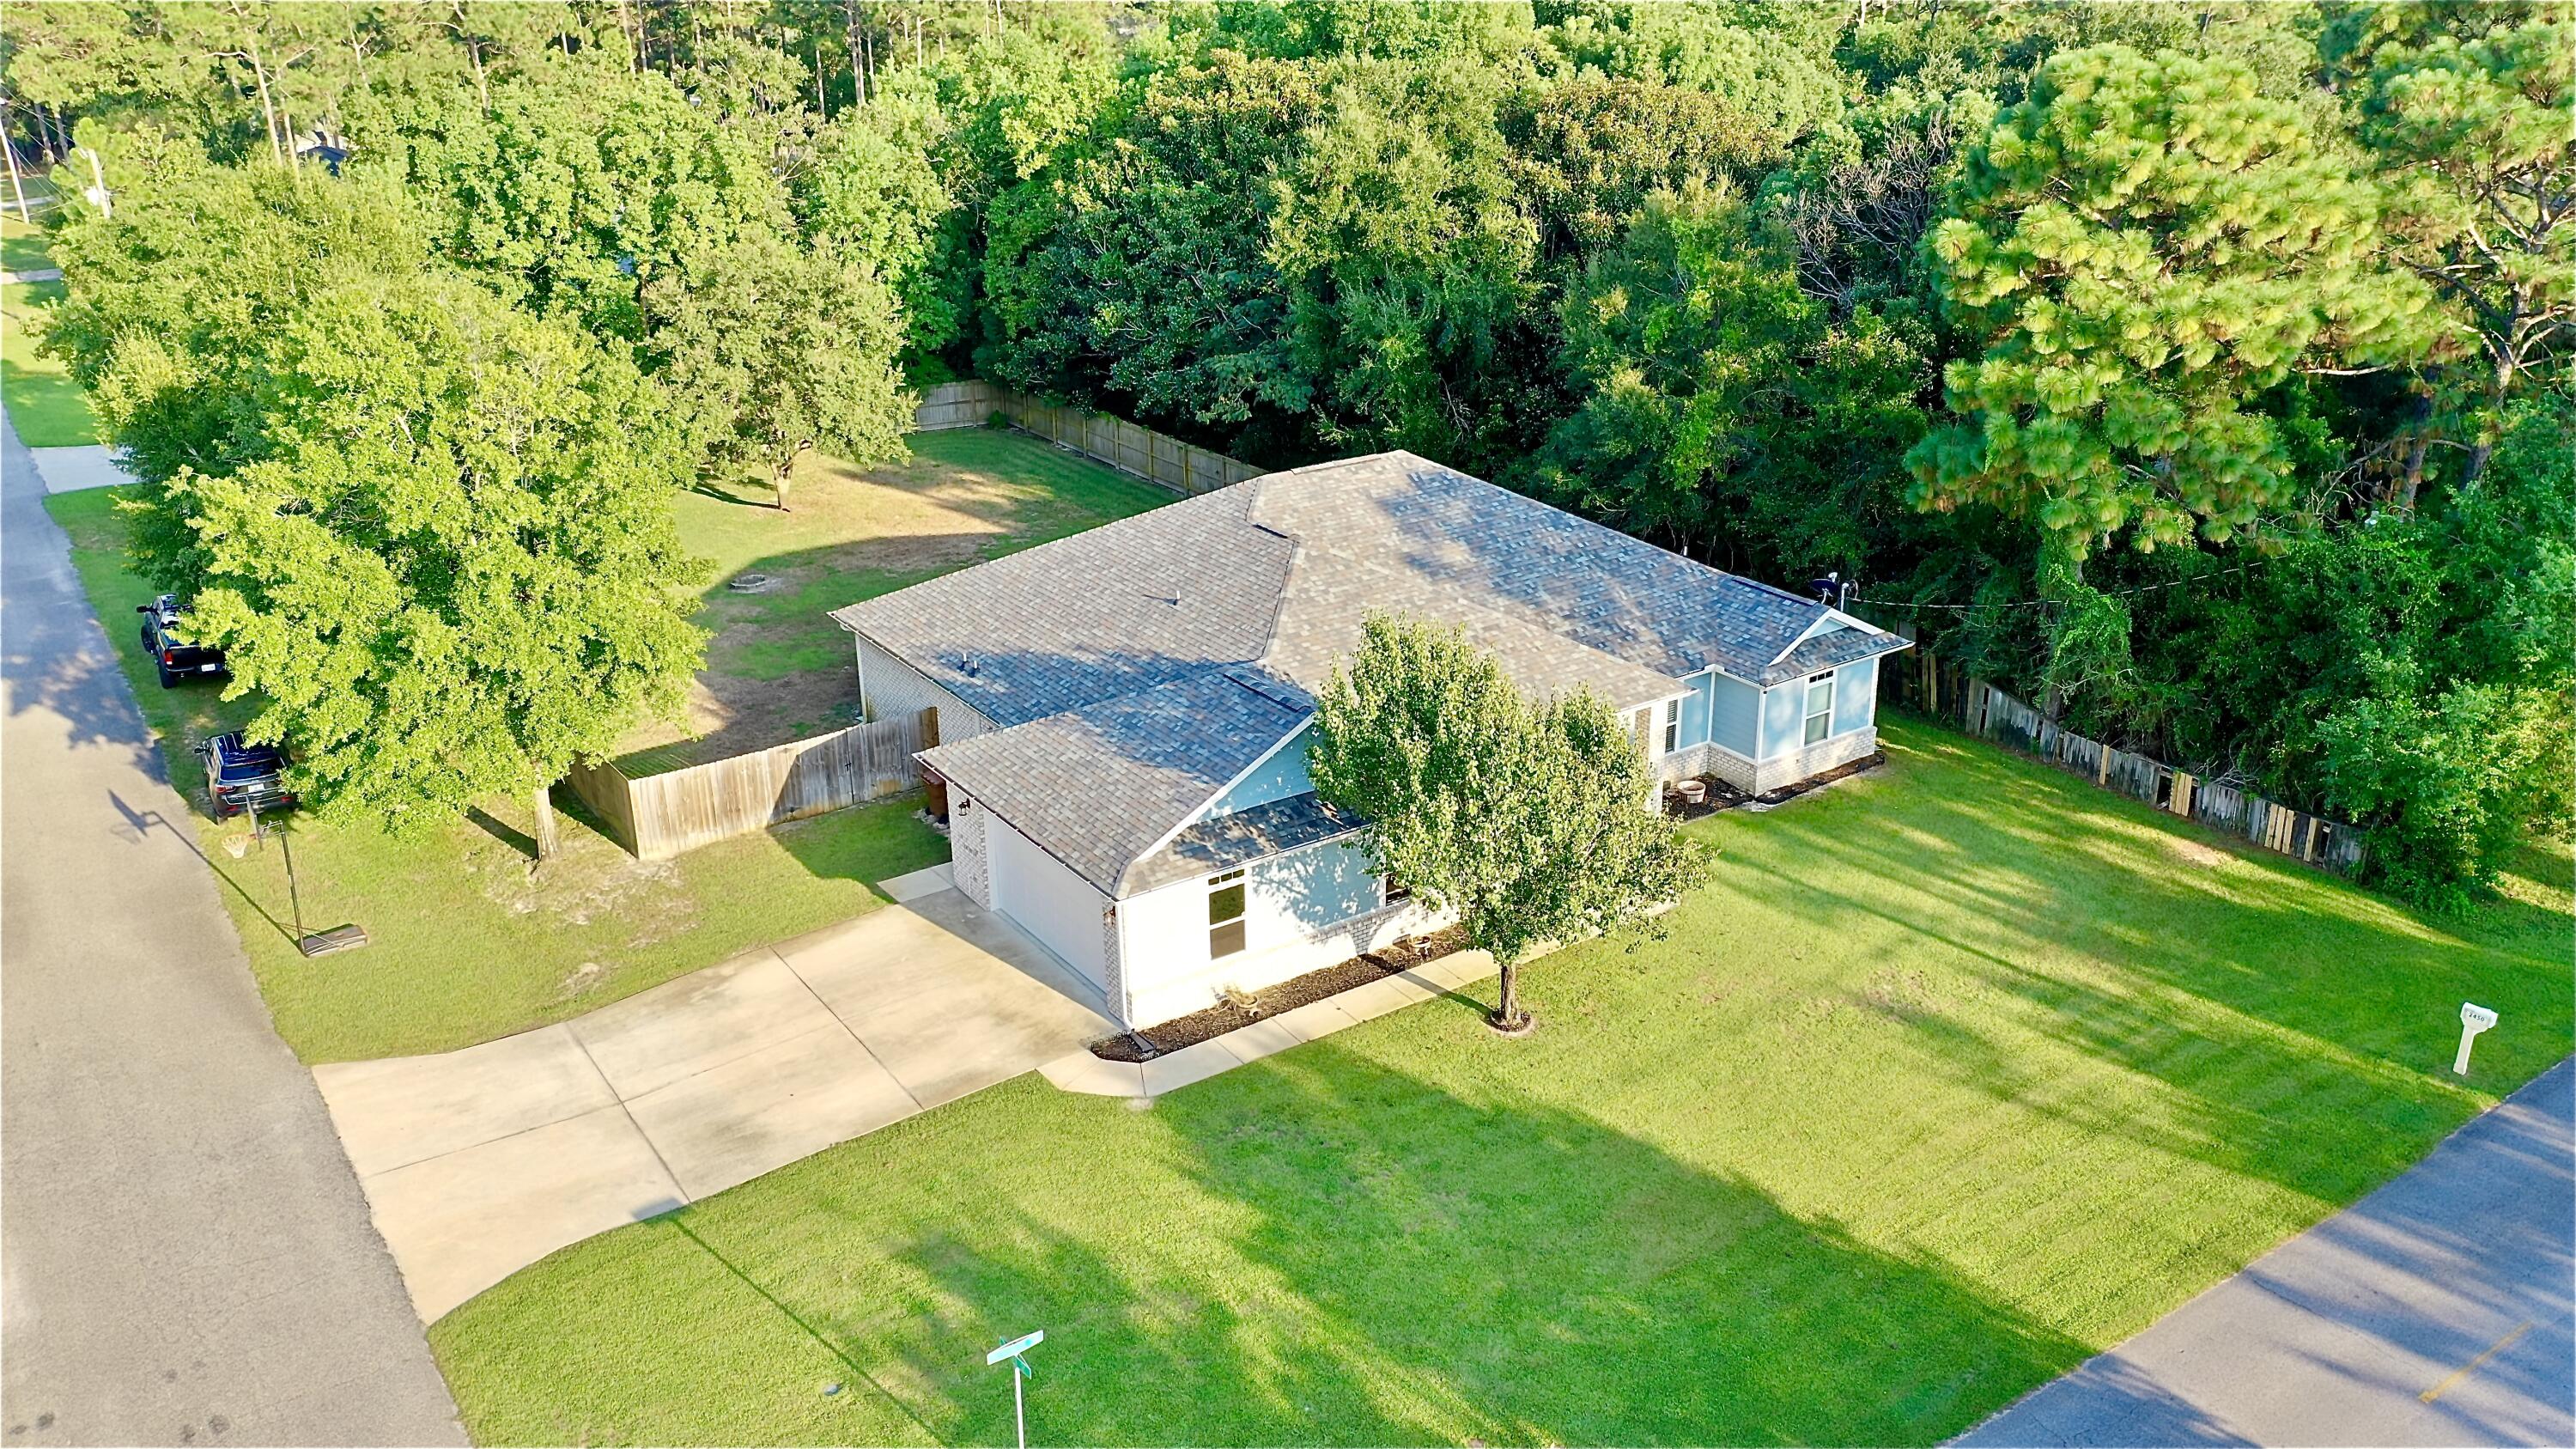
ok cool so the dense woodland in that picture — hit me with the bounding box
[2,2,2566,905]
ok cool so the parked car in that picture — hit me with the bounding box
[137,594,226,688]
[195,732,296,819]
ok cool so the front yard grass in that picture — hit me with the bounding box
[428,716,2573,1446]
[3,271,99,447]
[45,485,951,1062]
[617,428,1172,774]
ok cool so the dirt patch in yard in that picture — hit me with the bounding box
[613,433,1173,775]
[1091,926,1470,1062]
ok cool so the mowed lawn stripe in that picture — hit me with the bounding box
[428,718,2570,1446]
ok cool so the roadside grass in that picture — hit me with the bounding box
[43,485,951,1062]
[3,214,56,273]
[618,428,1172,775]
[3,274,97,447]
[428,716,2572,1446]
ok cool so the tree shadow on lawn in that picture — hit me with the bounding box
[835,1054,2099,1447]
[1693,725,2572,1210]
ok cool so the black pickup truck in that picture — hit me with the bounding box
[137,594,227,688]
[194,732,296,819]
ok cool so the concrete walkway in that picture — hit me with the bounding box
[1960,1056,2575,1447]
[24,445,127,494]
[2,410,463,1442]
[315,882,1115,1323]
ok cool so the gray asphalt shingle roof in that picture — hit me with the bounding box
[850,450,1911,895]
[1126,791,1364,896]
[918,666,1314,896]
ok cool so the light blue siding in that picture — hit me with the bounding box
[1832,657,1878,737]
[1199,722,1314,820]
[1257,837,1381,930]
[1710,673,1759,757]
[1760,679,1806,759]
[1679,671,1712,748]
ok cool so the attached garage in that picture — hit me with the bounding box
[984,815,1111,995]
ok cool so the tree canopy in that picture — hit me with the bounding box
[1308,614,1704,1031]
[9,0,2566,900]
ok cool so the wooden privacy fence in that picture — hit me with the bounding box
[568,709,933,861]
[1886,646,2368,875]
[914,381,1263,496]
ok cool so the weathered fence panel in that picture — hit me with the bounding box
[569,709,932,861]
[1876,631,2367,876]
[913,381,1261,496]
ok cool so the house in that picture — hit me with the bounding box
[832,450,1910,1030]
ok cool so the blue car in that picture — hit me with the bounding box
[195,732,296,819]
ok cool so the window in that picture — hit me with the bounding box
[1208,868,1247,958]
[1662,698,1680,754]
[1381,875,1411,908]
[1803,673,1836,746]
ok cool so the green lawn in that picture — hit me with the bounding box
[3,213,57,274]
[428,717,2572,1446]
[620,428,1173,774]
[45,485,952,1062]
[3,273,97,447]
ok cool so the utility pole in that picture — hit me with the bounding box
[0,96,28,222]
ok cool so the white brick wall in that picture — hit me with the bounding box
[1659,728,1876,798]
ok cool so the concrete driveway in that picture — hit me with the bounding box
[315,883,1116,1323]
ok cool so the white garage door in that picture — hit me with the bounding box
[987,819,1111,993]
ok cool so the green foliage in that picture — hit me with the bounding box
[172,276,705,829]
[2324,1,2574,481]
[1308,614,1704,1028]
[1528,180,1930,577]
[644,230,915,497]
[42,130,429,486]
[1910,45,2435,553]
[11,0,2566,903]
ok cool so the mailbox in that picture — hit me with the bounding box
[2455,1002,2498,1075]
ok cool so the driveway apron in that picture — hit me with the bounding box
[313,886,1115,1323]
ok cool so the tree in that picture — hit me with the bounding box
[1907,46,2437,557]
[1307,614,1704,1032]
[2324,2,2573,499]
[158,273,705,853]
[645,230,914,508]
[1526,180,1930,580]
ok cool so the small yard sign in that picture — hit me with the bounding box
[987,1329,1043,1448]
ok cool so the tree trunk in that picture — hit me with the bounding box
[532,782,562,861]
[1490,957,1529,1032]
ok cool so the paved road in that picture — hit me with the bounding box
[0,410,462,1446]
[1962,1056,2576,1447]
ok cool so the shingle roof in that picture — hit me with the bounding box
[918,666,1314,895]
[1125,791,1364,895]
[849,450,1912,896]
[836,485,1294,728]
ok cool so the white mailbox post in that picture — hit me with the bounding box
[2455,1002,2498,1076]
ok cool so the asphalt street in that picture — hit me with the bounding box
[0,407,463,1446]
[1961,1056,2576,1447]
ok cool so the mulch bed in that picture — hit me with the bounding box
[1662,752,1886,822]
[1090,925,1471,1062]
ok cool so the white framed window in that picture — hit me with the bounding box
[1662,698,1680,753]
[1208,868,1248,958]
[1380,875,1411,909]
[1803,673,1836,746]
